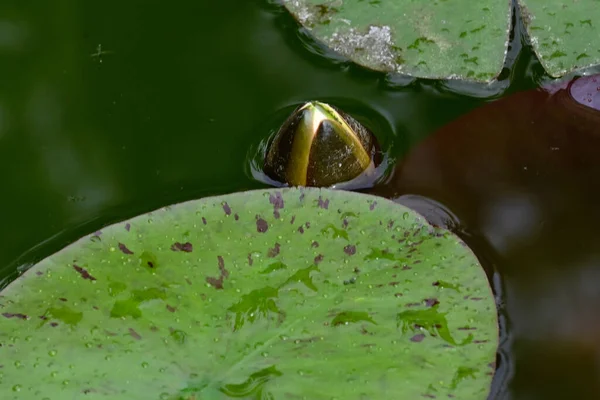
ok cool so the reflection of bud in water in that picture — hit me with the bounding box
[263,101,380,187]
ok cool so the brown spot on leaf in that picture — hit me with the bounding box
[424,298,440,307]
[234,213,239,221]
[247,253,253,266]
[342,219,348,228]
[125,223,131,231]
[129,328,141,340]
[206,277,223,289]
[314,254,324,264]
[406,302,421,307]
[256,216,268,233]
[389,282,400,287]
[394,293,403,297]
[470,297,484,301]
[73,265,96,281]
[218,256,229,278]
[118,243,134,255]
[387,220,394,229]
[36,271,43,276]
[344,245,356,255]
[312,241,319,248]
[268,243,281,257]
[410,334,425,342]
[269,192,284,218]
[2,312,28,320]
[222,202,232,215]
[202,217,207,225]
[171,242,193,252]
[473,340,489,344]
[318,196,329,209]
[298,226,305,234]
[166,305,176,313]
[207,255,230,289]
[290,215,296,224]
[59,298,67,302]
[369,201,377,210]
[50,322,59,327]
[458,326,477,331]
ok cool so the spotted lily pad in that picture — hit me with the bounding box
[282,0,511,82]
[518,0,600,78]
[0,188,498,399]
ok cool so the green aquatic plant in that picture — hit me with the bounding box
[282,0,600,81]
[0,187,497,399]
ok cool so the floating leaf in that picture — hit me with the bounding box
[0,188,497,399]
[519,0,600,77]
[282,0,511,82]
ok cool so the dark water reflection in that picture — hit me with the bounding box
[369,76,600,398]
[1,0,599,398]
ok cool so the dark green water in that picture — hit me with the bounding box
[1,0,597,399]
[0,0,489,272]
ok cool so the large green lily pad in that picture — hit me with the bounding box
[518,0,600,78]
[0,188,498,399]
[282,0,511,82]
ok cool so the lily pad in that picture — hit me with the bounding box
[0,188,498,399]
[282,0,511,82]
[518,0,600,78]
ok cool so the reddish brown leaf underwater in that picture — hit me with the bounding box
[369,74,600,396]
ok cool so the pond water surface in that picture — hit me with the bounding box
[1,1,599,399]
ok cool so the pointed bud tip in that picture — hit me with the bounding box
[263,101,381,188]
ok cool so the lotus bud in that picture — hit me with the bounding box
[263,101,380,187]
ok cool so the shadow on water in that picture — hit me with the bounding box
[2,0,600,398]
